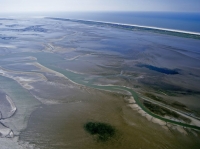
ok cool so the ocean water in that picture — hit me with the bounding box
[1,12,200,33]
[49,12,200,33]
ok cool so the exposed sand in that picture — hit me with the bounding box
[126,94,170,131]
[0,123,12,138]
[127,100,199,134]
[128,104,140,110]
[126,97,136,104]
[176,126,188,135]
[1,17,200,149]
[127,103,169,131]
[33,62,64,77]
[1,63,196,136]
[6,95,17,117]
[0,65,49,91]
[145,114,153,121]
[151,118,166,126]
[44,43,75,53]
[138,109,146,117]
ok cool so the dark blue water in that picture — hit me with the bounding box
[51,12,200,33]
[1,11,200,33]
[137,64,179,75]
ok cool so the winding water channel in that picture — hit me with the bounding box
[30,52,200,131]
[2,51,200,131]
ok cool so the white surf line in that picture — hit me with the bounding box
[67,18,200,36]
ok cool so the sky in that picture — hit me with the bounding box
[0,0,200,13]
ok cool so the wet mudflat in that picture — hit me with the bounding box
[0,17,200,148]
[20,91,200,149]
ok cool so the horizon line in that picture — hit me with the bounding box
[1,10,200,13]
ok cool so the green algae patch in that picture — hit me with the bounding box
[84,122,116,141]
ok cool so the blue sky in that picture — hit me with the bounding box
[0,0,200,12]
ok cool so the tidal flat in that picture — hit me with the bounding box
[0,17,200,149]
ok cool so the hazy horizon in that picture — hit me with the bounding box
[0,0,200,13]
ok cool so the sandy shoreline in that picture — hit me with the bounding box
[48,17,200,36]
[126,96,193,135]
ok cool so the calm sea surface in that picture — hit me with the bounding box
[50,12,200,33]
[1,12,200,33]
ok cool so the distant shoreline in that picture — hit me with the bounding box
[73,19,200,36]
[47,17,200,37]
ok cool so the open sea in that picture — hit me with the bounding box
[1,11,200,33]
[49,12,200,33]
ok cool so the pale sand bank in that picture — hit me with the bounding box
[0,123,12,137]
[69,18,200,35]
[6,95,17,117]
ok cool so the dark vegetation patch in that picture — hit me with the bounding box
[137,64,179,75]
[144,93,166,103]
[144,92,191,112]
[140,80,200,96]
[171,101,187,109]
[171,101,192,112]
[143,101,191,123]
[84,122,116,141]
